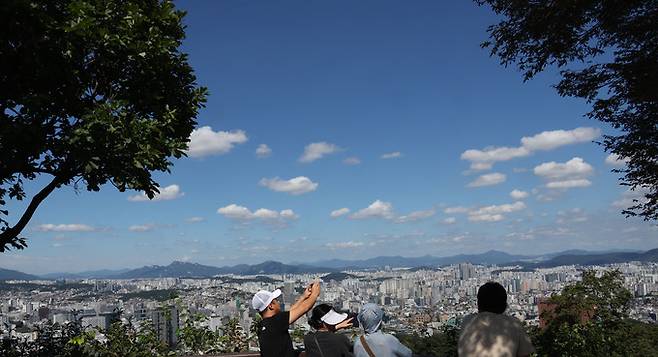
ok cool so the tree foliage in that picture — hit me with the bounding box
[398,325,459,357]
[0,0,207,251]
[476,0,658,220]
[532,270,658,356]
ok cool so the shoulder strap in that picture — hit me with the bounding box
[359,335,376,357]
[313,334,326,357]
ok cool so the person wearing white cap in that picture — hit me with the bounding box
[304,303,355,357]
[252,281,321,357]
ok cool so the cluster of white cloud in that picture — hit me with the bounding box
[256,144,272,158]
[128,184,184,202]
[325,241,365,249]
[330,200,436,223]
[34,224,96,232]
[510,189,529,200]
[350,200,395,220]
[185,217,205,223]
[442,217,457,224]
[187,126,248,158]
[299,142,341,163]
[533,157,593,189]
[259,176,318,195]
[467,172,506,187]
[468,201,526,222]
[330,207,350,218]
[612,187,650,209]
[443,206,469,214]
[604,153,629,167]
[443,201,527,222]
[461,127,600,171]
[394,209,437,223]
[129,224,156,232]
[381,151,402,159]
[217,204,298,222]
[343,157,361,165]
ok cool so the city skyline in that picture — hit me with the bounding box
[3,1,656,274]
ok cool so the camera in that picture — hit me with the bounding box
[346,312,359,328]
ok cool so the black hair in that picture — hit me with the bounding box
[308,304,332,330]
[477,281,507,314]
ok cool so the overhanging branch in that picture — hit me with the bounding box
[0,175,65,250]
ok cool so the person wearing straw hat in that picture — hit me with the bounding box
[252,281,321,357]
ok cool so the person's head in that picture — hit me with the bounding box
[358,303,384,334]
[308,304,348,331]
[252,289,282,318]
[477,281,507,314]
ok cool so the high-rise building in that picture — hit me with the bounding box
[149,306,179,347]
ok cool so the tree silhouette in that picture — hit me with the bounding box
[476,0,658,220]
[0,0,207,251]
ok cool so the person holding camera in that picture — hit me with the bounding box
[252,281,321,357]
[304,304,355,357]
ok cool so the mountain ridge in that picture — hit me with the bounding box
[2,248,655,280]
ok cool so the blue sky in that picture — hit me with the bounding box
[3,1,656,274]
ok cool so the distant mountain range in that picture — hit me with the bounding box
[1,248,656,280]
[309,250,534,269]
[0,268,40,280]
[114,260,330,279]
[517,248,658,269]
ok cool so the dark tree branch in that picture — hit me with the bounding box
[0,175,65,250]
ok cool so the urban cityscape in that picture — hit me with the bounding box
[1,257,657,351]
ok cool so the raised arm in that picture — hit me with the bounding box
[289,281,320,324]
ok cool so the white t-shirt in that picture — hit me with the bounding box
[458,312,535,357]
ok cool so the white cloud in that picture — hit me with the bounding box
[299,142,340,163]
[461,127,600,169]
[343,157,361,165]
[468,201,526,222]
[34,224,96,232]
[253,208,280,219]
[534,157,593,180]
[469,162,494,171]
[612,187,650,208]
[444,206,469,214]
[461,146,530,164]
[469,214,505,222]
[217,204,253,220]
[259,176,318,195]
[330,208,351,218]
[394,209,436,223]
[185,217,205,223]
[467,172,507,187]
[128,184,184,202]
[350,200,394,220]
[546,179,592,189]
[325,241,364,249]
[442,217,457,224]
[381,152,403,159]
[534,157,594,189]
[510,189,529,200]
[187,126,248,158]
[279,209,299,220]
[521,127,601,151]
[605,153,629,167]
[129,224,156,232]
[256,144,272,158]
[217,204,298,222]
